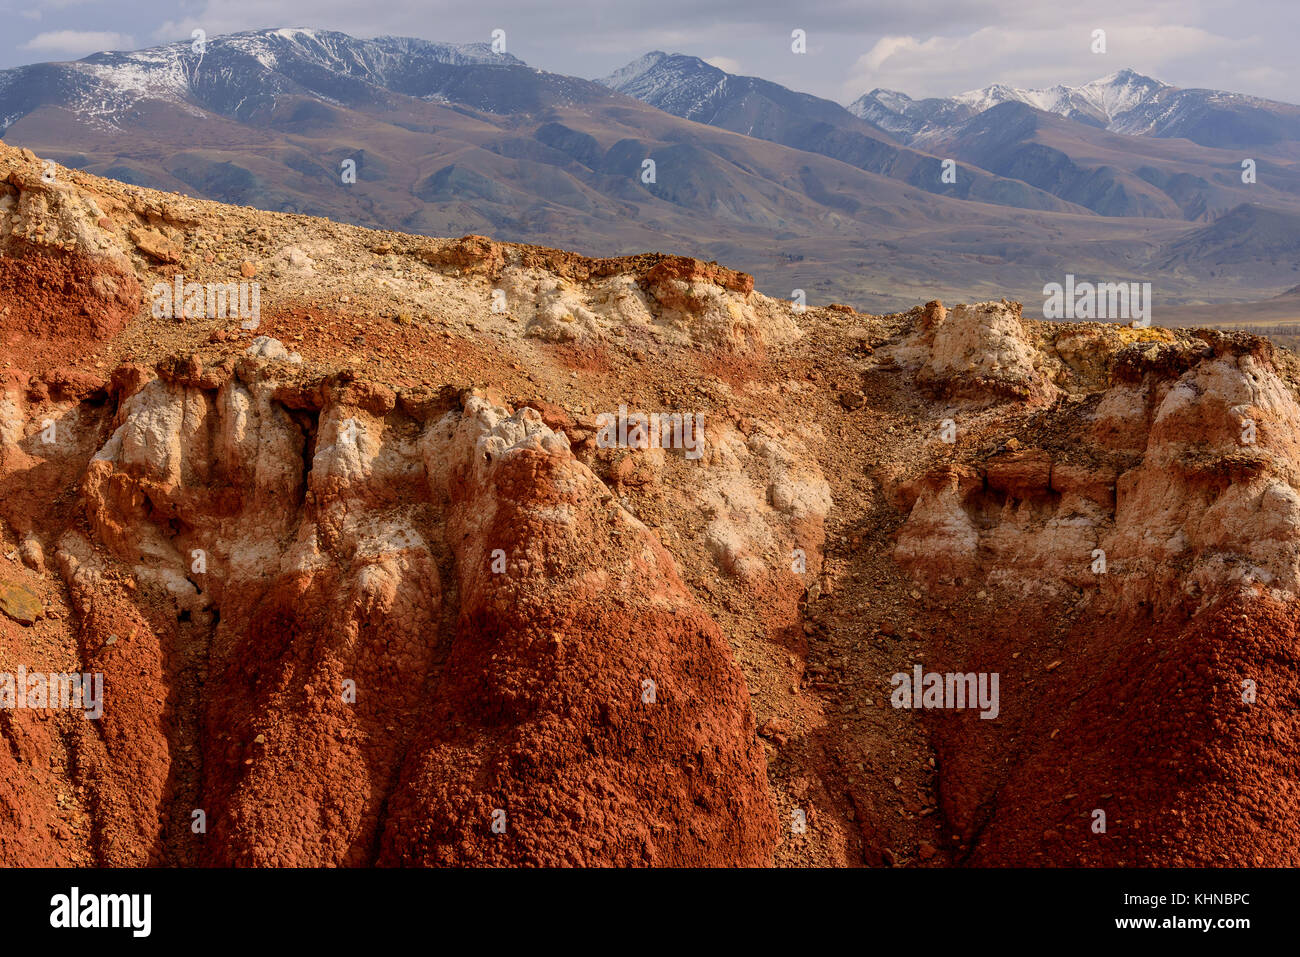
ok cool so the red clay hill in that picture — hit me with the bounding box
[0,141,1296,867]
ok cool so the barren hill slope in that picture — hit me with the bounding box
[0,141,1296,866]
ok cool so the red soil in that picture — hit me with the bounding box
[0,249,139,373]
[934,590,1300,866]
[379,435,776,866]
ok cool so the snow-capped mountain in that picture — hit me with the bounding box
[0,28,524,133]
[849,88,974,141]
[953,70,1168,126]
[602,50,1300,221]
[599,51,1084,214]
[600,50,861,134]
[851,70,1168,141]
[601,51,730,121]
[850,69,1300,149]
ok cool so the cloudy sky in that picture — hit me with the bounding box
[0,0,1294,104]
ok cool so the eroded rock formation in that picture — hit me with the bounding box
[1,141,1296,868]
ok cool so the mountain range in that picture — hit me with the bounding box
[2,28,1297,314]
[849,68,1300,148]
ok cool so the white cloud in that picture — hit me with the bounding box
[704,55,743,74]
[841,24,1236,100]
[22,30,134,57]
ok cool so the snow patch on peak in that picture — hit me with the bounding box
[600,51,717,92]
[952,70,1168,123]
[856,68,1177,141]
[1077,70,1167,115]
[599,51,729,120]
[0,28,528,132]
[867,88,913,112]
[600,51,672,90]
[272,27,319,41]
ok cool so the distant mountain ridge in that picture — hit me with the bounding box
[0,28,525,133]
[3,29,1299,313]
[851,70,1168,139]
[7,28,1105,313]
[598,51,1081,213]
[606,54,1300,220]
[849,68,1300,149]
